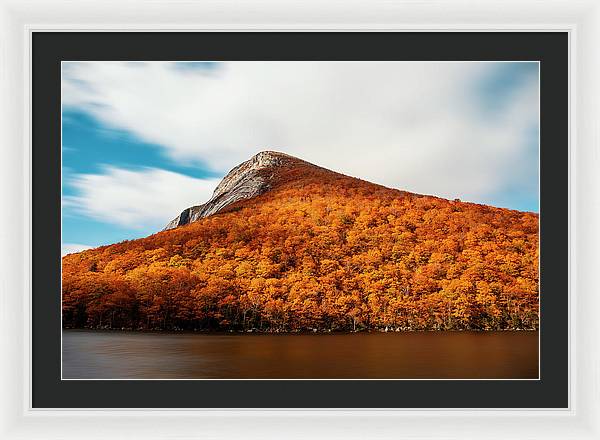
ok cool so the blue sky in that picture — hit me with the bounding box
[61,61,539,255]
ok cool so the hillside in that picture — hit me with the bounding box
[62,151,539,332]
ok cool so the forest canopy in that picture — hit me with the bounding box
[62,161,539,332]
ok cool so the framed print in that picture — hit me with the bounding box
[1,0,599,439]
[34,31,564,407]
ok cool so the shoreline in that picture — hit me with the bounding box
[61,327,539,335]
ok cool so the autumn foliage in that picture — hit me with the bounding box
[62,158,539,332]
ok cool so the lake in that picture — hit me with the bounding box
[62,330,538,379]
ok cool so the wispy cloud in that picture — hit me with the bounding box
[62,243,93,257]
[62,61,538,209]
[64,166,221,228]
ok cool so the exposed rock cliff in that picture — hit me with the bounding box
[164,151,303,230]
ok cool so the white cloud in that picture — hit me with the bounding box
[62,243,93,257]
[64,167,221,228]
[62,61,538,205]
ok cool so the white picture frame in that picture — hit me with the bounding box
[0,0,597,438]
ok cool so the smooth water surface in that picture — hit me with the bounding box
[62,330,538,379]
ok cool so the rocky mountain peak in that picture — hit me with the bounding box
[164,150,302,230]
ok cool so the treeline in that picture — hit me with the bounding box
[62,167,539,332]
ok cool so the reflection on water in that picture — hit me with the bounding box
[62,330,538,379]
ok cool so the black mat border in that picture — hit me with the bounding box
[32,32,568,408]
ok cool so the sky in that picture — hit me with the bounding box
[61,61,539,256]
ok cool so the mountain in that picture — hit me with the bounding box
[165,151,318,230]
[62,151,539,332]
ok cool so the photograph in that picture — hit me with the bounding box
[60,60,540,380]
